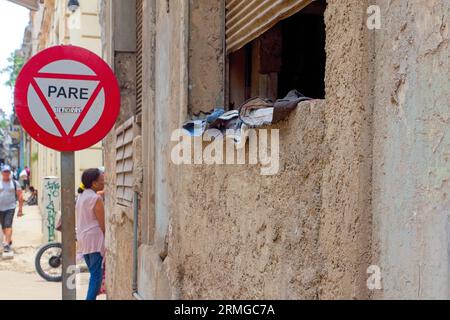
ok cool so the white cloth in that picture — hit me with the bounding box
[19,170,27,178]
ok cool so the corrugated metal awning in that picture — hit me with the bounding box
[7,0,41,11]
[226,0,313,54]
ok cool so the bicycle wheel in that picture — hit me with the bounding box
[35,242,63,282]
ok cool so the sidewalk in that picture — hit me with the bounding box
[0,205,105,300]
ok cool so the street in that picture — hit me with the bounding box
[0,205,105,300]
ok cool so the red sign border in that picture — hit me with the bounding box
[15,45,120,152]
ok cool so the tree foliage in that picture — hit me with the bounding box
[0,109,8,130]
[1,51,25,89]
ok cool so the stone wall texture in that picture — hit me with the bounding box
[173,100,327,299]
[318,0,374,299]
[102,0,450,300]
[372,0,450,299]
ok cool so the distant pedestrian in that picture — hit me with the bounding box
[76,168,105,300]
[23,166,31,191]
[11,166,18,181]
[0,165,24,253]
[19,168,29,191]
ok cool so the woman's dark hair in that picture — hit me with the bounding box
[79,168,101,193]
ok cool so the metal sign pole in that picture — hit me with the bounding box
[61,151,76,300]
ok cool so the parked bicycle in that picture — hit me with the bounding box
[35,241,62,282]
[34,223,87,282]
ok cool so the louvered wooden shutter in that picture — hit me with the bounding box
[116,118,138,207]
[226,0,313,54]
[136,0,144,115]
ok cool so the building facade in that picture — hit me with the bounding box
[100,0,450,300]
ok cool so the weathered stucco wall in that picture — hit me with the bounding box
[188,0,224,114]
[372,0,450,299]
[136,1,334,300]
[172,100,327,299]
[110,0,376,300]
[318,0,374,299]
[137,0,189,300]
[166,0,374,299]
[102,0,450,300]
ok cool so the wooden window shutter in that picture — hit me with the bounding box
[225,0,313,54]
[116,117,138,207]
[136,0,144,115]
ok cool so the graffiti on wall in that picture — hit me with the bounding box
[43,179,60,242]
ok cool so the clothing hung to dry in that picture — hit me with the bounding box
[182,90,311,143]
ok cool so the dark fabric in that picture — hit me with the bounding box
[84,252,103,300]
[0,209,15,229]
[272,90,311,123]
[13,180,17,201]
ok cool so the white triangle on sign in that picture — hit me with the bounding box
[34,78,100,135]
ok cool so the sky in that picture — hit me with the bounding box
[0,0,30,116]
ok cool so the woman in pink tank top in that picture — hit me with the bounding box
[76,168,105,300]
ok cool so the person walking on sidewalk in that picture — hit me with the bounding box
[11,166,18,181]
[19,166,31,191]
[0,165,24,253]
[76,168,105,300]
